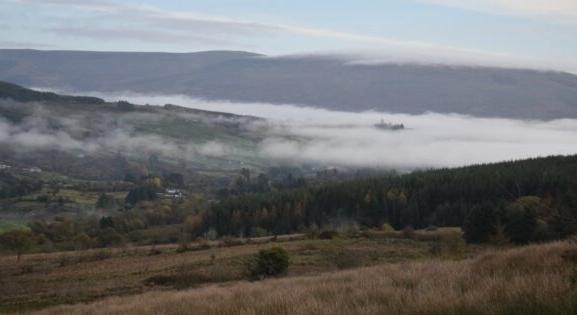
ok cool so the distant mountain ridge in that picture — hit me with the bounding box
[0,80,257,121]
[1,49,577,120]
[0,80,105,104]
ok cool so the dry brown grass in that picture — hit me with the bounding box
[0,232,443,313]
[33,241,577,315]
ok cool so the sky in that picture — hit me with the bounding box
[0,0,576,72]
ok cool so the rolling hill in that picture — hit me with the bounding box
[0,80,267,182]
[0,82,274,222]
[1,49,577,120]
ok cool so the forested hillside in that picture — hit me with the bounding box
[204,155,577,243]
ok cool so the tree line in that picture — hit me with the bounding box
[202,155,577,243]
[2,155,577,258]
[0,171,42,199]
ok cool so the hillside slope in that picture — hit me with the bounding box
[0,81,266,182]
[33,241,577,315]
[2,49,577,119]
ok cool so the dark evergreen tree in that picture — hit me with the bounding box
[504,197,540,244]
[463,205,498,243]
[125,186,157,206]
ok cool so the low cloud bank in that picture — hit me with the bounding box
[80,93,577,170]
[0,100,242,162]
[5,92,577,170]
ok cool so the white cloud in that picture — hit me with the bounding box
[0,41,54,49]
[77,92,577,170]
[421,0,577,19]
[7,0,574,72]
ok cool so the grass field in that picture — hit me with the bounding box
[0,187,127,222]
[0,220,24,234]
[0,228,467,313]
[35,240,577,315]
[2,228,574,314]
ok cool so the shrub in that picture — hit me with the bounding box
[222,237,244,247]
[176,244,190,253]
[488,223,510,246]
[72,233,94,250]
[534,220,554,242]
[90,249,112,261]
[334,250,364,269]
[382,223,395,233]
[248,247,289,280]
[144,273,210,289]
[463,206,498,243]
[401,226,415,239]
[319,230,339,240]
[504,197,540,244]
[97,228,125,247]
[251,227,269,237]
[306,230,318,239]
[124,186,157,206]
[176,233,191,253]
[36,195,49,202]
[0,228,35,261]
[344,225,361,238]
[198,240,212,250]
[148,244,162,256]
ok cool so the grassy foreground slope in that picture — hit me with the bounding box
[0,229,454,313]
[32,239,577,315]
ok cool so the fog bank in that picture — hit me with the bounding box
[73,92,577,170]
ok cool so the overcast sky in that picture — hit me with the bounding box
[1,0,576,72]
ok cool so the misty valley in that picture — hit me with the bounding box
[1,77,577,314]
[0,21,577,313]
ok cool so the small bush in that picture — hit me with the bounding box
[248,247,289,280]
[176,233,191,253]
[19,264,34,274]
[382,223,395,233]
[222,236,245,247]
[148,247,162,256]
[401,226,415,239]
[334,250,364,270]
[145,273,210,288]
[319,230,339,240]
[36,195,49,202]
[198,240,212,250]
[90,249,112,261]
[305,227,320,239]
[344,226,361,238]
[176,244,190,253]
[489,223,510,246]
[251,227,269,237]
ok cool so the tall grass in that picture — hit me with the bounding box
[36,241,577,315]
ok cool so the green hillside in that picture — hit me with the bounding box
[0,81,269,179]
[0,81,273,222]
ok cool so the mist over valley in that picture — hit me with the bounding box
[1,1,577,313]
